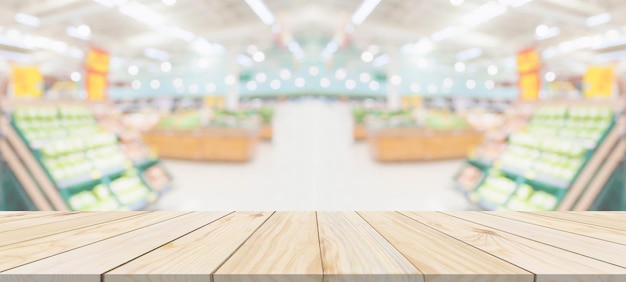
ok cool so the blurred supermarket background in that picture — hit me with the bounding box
[0,0,625,211]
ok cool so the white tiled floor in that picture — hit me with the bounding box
[154,99,475,211]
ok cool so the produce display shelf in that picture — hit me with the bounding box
[133,158,159,169]
[2,211,624,280]
[468,158,492,169]
[500,165,570,190]
[126,199,150,211]
[476,198,500,211]
[55,165,126,190]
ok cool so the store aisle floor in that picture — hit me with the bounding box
[154,100,475,211]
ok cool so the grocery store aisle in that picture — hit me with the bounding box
[155,99,474,211]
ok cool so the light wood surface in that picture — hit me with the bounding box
[0,212,625,282]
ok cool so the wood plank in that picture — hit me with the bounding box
[317,211,422,282]
[575,140,626,211]
[0,140,52,211]
[0,212,95,233]
[485,212,626,246]
[401,212,626,282]
[105,212,272,282]
[214,212,322,282]
[0,212,187,271]
[0,212,231,282]
[571,212,626,222]
[358,212,532,282]
[526,212,626,231]
[0,212,142,247]
[446,212,626,268]
[0,212,60,224]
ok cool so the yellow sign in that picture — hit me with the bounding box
[11,66,43,97]
[583,66,614,98]
[519,72,540,101]
[86,49,110,73]
[517,49,540,73]
[86,72,107,100]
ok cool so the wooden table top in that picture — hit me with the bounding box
[0,211,625,282]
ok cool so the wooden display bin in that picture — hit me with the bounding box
[142,128,259,162]
[259,124,273,141]
[353,124,367,141]
[367,128,484,162]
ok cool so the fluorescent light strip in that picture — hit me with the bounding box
[586,13,611,27]
[118,2,164,27]
[535,27,560,40]
[15,13,40,27]
[456,47,482,61]
[351,0,381,25]
[166,26,195,42]
[245,0,275,25]
[431,26,463,42]
[66,27,91,40]
[144,47,170,61]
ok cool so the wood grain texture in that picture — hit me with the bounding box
[0,212,186,271]
[105,211,272,282]
[0,212,85,233]
[0,212,59,224]
[317,212,422,282]
[0,212,230,282]
[358,212,532,282]
[527,212,626,231]
[0,212,140,246]
[486,212,626,246]
[446,212,626,268]
[214,212,322,282]
[401,212,626,282]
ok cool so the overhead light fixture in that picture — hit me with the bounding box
[118,2,164,27]
[166,26,195,42]
[345,79,357,90]
[270,79,281,89]
[320,78,330,88]
[236,54,254,67]
[586,13,611,27]
[255,73,267,83]
[431,26,463,42]
[252,51,265,62]
[456,47,482,61]
[309,66,320,76]
[535,25,560,40]
[128,65,139,75]
[70,72,82,82]
[66,25,91,40]
[369,81,380,91]
[160,62,172,72]
[351,0,381,25]
[372,54,390,67]
[151,80,160,89]
[545,72,556,82]
[244,0,275,25]
[335,68,347,80]
[295,77,305,88]
[455,62,466,72]
[360,73,371,83]
[14,13,40,27]
[144,48,170,61]
[361,51,374,62]
[162,0,176,6]
[462,2,508,28]
[280,69,292,80]
[450,0,464,6]
[487,65,498,75]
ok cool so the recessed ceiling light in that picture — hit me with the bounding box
[335,68,347,80]
[252,51,265,62]
[295,77,305,88]
[455,62,466,72]
[545,72,556,82]
[128,65,139,75]
[320,78,330,88]
[488,65,498,75]
[160,61,172,72]
[280,69,291,80]
[361,51,374,62]
[70,72,81,82]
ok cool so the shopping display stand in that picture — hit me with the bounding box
[142,127,259,162]
[367,127,484,162]
[259,124,273,141]
[0,98,172,211]
[353,124,367,141]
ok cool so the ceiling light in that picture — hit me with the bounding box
[488,65,498,75]
[247,81,257,91]
[372,54,390,67]
[162,0,176,6]
[70,72,81,82]
[428,84,438,93]
[443,78,453,88]
[128,65,139,75]
[245,0,275,25]
[308,66,319,76]
[144,48,170,61]
[14,13,40,27]
[466,79,476,89]
[335,68,347,80]
[485,80,495,89]
[280,69,291,80]
[346,79,357,90]
[66,26,91,40]
[295,77,305,88]
[320,78,330,88]
[119,2,164,27]
[270,79,281,89]
[252,51,265,62]
[586,13,611,27]
[606,29,620,40]
[189,84,199,93]
[166,26,195,42]
[456,48,482,61]
[360,73,371,83]
[545,72,556,82]
[411,83,421,92]
[431,26,463,42]
[206,83,216,92]
[455,62,466,72]
[225,75,236,85]
[131,80,141,89]
[160,62,172,72]
[390,75,402,85]
[236,54,254,67]
[78,24,91,36]
[256,73,267,83]
[535,25,549,37]
[361,51,374,62]
[462,2,508,28]
[450,0,464,6]
[369,81,380,91]
[173,78,183,87]
[351,0,382,25]
[151,80,160,89]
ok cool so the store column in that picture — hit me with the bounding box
[225,51,240,110]
[387,52,401,110]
